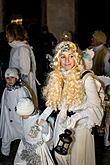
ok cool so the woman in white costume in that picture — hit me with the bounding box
[0,68,31,158]
[14,97,55,165]
[38,41,104,165]
[6,23,38,108]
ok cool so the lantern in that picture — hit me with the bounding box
[54,129,74,155]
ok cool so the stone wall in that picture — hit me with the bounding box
[47,0,75,41]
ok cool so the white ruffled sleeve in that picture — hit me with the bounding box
[41,122,53,142]
[84,75,104,124]
[67,75,104,130]
[38,107,53,123]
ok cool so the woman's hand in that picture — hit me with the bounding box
[36,119,46,126]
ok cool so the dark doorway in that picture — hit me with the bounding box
[3,0,42,29]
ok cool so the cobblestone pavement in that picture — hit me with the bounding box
[0,132,110,165]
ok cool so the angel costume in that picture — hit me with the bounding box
[14,113,55,165]
[0,83,31,156]
[39,71,104,165]
[38,40,104,165]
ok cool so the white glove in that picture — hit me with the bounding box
[67,113,81,129]
[38,107,53,124]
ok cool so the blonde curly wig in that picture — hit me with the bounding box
[43,41,85,110]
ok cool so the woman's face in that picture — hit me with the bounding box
[60,51,75,70]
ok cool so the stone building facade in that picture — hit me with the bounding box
[0,0,76,41]
[46,0,76,41]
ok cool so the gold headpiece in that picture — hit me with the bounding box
[60,31,72,41]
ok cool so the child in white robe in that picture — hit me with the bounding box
[14,97,55,165]
[0,68,31,159]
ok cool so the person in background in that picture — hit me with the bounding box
[39,25,57,56]
[37,25,57,110]
[14,97,55,165]
[90,30,110,76]
[96,75,110,150]
[103,82,110,150]
[0,68,31,162]
[38,41,104,165]
[38,25,57,78]
[6,23,38,108]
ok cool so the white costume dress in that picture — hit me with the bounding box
[0,84,31,156]
[9,41,38,98]
[14,113,55,165]
[39,74,104,165]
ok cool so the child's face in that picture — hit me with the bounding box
[6,77,17,86]
[21,115,30,119]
